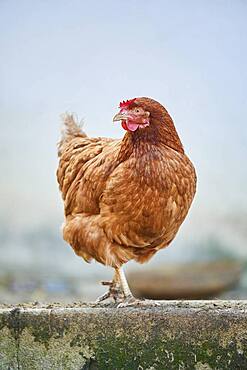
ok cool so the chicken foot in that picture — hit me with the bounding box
[113,268,160,307]
[96,267,160,307]
[96,267,132,303]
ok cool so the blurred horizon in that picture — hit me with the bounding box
[0,1,247,301]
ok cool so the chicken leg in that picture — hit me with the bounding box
[96,267,133,303]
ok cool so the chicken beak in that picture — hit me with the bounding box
[113,112,126,122]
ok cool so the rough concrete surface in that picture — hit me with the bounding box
[0,301,247,370]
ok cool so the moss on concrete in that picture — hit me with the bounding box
[0,301,247,369]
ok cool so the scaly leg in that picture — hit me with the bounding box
[114,266,133,299]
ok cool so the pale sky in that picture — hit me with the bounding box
[1,0,247,255]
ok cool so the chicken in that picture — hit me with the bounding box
[57,97,196,305]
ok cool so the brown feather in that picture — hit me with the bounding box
[57,99,196,267]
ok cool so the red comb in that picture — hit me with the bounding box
[119,98,136,109]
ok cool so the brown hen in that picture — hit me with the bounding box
[57,97,196,305]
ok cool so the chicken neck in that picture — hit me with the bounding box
[118,117,184,163]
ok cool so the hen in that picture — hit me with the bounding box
[57,97,196,305]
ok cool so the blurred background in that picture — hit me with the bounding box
[1,0,247,303]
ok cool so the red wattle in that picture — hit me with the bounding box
[121,120,128,131]
[121,119,139,132]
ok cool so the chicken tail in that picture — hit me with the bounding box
[58,113,86,156]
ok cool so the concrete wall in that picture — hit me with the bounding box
[0,301,247,369]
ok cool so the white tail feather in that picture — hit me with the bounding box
[58,113,86,156]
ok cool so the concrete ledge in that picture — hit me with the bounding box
[0,301,247,369]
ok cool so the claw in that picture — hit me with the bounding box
[117,298,160,308]
[100,280,113,286]
[95,291,111,303]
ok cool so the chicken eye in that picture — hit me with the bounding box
[135,109,140,113]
